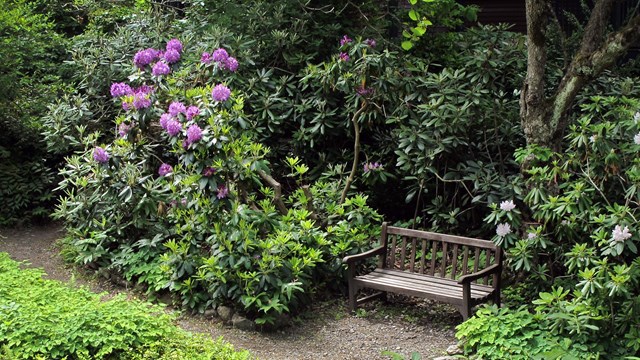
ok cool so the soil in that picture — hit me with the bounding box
[0,224,459,360]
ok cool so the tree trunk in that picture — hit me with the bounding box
[521,0,640,150]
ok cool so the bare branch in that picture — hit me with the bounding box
[258,170,288,215]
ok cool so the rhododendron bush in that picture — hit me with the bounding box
[55,38,381,323]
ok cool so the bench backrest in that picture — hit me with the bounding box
[379,223,502,286]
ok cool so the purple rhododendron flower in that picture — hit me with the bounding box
[201,52,212,64]
[164,49,181,64]
[166,38,183,53]
[134,48,160,68]
[122,101,131,111]
[166,119,182,136]
[186,106,200,120]
[363,162,382,172]
[364,38,376,47]
[339,52,349,62]
[340,35,352,46]
[158,163,173,176]
[133,85,154,96]
[168,101,186,116]
[356,86,373,96]
[133,94,151,109]
[110,82,132,97]
[217,184,229,199]
[93,147,109,164]
[203,167,216,177]
[118,123,131,137]
[152,61,170,76]
[212,48,229,62]
[186,124,202,144]
[211,84,231,102]
[159,113,172,129]
[224,57,239,72]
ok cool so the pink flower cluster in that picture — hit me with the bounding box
[201,47,238,72]
[133,38,184,76]
[159,101,204,147]
[363,162,382,173]
[110,83,155,110]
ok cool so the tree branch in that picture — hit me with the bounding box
[258,170,288,215]
[301,185,319,221]
[551,11,640,142]
[339,103,367,204]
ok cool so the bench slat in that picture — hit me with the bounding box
[371,269,494,293]
[400,236,407,271]
[462,246,469,276]
[429,240,437,276]
[473,247,480,274]
[484,248,491,285]
[440,242,448,278]
[356,271,493,299]
[419,239,427,274]
[409,237,417,272]
[451,244,459,280]
[390,234,397,269]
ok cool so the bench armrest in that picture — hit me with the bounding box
[342,246,386,265]
[457,263,501,285]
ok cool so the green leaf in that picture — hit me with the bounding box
[401,41,414,50]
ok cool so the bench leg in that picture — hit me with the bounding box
[460,303,471,321]
[461,283,471,321]
[493,288,501,308]
[348,284,358,313]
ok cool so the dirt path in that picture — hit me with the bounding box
[0,224,458,360]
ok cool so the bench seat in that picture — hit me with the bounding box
[355,269,495,306]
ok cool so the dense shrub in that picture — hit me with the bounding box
[475,96,640,357]
[54,38,382,323]
[0,0,72,225]
[0,252,251,360]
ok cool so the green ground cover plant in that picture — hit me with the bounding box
[0,252,251,360]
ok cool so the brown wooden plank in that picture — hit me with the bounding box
[484,249,491,285]
[389,234,397,269]
[357,278,492,299]
[354,279,467,305]
[473,247,480,276]
[420,239,427,274]
[399,236,407,271]
[386,226,497,250]
[372,269,494,294]
[440,242,448,278]
[451,244,459,280]
[430,240,437,276]
[379,222,389,268]
[409,237,417,272]
[462,246,469,275]
[356,271,493,298]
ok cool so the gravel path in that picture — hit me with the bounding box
[0,224,459,360]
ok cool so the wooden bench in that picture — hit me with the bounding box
[343,222,502,320]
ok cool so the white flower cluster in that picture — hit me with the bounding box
[496,223,512,237]
[611,225,632,243]
[499,200,516,212]
[634,133,640,146]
